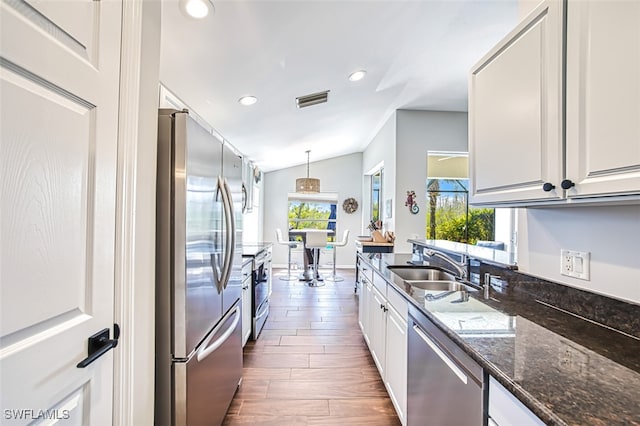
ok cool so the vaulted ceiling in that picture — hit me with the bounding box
[160,0,518,172]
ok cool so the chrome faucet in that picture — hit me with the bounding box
[425,249,468,280]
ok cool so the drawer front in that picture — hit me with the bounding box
[386,285,407,321]
[372,270,387,296]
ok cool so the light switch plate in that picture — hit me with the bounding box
[560,250,590,280]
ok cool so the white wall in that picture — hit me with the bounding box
[395,110,468,252]
[363,111,397,235]
[362,110,468,253]
[517,205,640,304]
[263,152,363,268]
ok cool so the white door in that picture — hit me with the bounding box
[565,0,640,198]
[469,0,564,205]
[1,0,122,424]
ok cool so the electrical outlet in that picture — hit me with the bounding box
[560,249,590,280]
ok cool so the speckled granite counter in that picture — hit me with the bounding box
[358,252,640,426]
[242,242,273,258]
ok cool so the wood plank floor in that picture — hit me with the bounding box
[223,268,401,425]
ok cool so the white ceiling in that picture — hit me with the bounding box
[160,0,519,172]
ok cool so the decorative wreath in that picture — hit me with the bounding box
[342,197,358,214]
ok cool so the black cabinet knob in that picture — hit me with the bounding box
[561,179,575,190]
[542,182,555,192]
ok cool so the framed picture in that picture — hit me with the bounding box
[385,199,392,219]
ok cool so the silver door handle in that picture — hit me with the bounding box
[412,323,468,384]
[255,304,269,321]
[197,305,240,362]
[219,178,234,288]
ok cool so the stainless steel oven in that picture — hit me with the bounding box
[252,248,271,339]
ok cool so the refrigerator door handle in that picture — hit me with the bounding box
[212,176,226,291]
[221,178,236,288]
[196,305,240,362]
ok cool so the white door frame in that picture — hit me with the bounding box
[113,1,161,424]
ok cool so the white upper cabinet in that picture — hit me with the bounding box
[565,0,640,199]
[469,0,640,206]
[469,0,563,205]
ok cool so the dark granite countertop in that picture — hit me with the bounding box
[358,252,640,426]
[241,242,273,258]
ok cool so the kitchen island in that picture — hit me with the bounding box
[358,252,640,426]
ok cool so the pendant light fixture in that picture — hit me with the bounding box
[296,150,320,193]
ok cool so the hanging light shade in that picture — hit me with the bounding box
[296,150,320,193]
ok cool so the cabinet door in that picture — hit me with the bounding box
[360,280,372,345]
[489,376,545,426]
[369,285,387,376]
[565,0,640,198]
[385,306,407,425]
[469,0,564,205]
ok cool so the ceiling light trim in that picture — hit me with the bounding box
[348,70,367,81]
[179,0,215,19]
[238,95,258,106]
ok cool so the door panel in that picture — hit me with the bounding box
[0,0,122,423]
[178,113,224,357]
[566,0,640,197]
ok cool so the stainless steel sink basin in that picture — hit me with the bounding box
[387,265,456,281]
[404,280,471,292]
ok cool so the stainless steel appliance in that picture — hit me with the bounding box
[155,109,243,426]
[241,244,272,340]
[407,304,485,426]
[252,248,271,339]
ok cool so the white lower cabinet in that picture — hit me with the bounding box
[369,284,387,376]
[384,301,407,425]
[489,376,544,426]
[358,268,408,426]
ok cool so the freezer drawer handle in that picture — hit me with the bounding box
[197,306,240,362]
[412,323,467,384]
[77,324,120,368]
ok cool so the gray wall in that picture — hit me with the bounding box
[362,110,468,253]
[518,205,640,304]
[263,152,363,268]
[395,110,468,252]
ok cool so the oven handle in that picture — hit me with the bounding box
[412,323,468,384]
[255,302,269,321]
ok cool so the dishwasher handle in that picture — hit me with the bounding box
[412,323,468,384]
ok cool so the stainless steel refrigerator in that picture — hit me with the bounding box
[155,109,243,426]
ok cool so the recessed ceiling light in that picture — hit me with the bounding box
[179,0,214,19]
[348,70,367,82]
[238,96,258,106]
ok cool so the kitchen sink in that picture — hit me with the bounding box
[387,265,456,281]
[403,280,470,292]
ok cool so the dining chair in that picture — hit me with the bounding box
[275,228,299,281]
[325,230,350,282]
[304,231,329,287]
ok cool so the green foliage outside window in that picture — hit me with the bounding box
[426,179,495,244]
[288,200,337,241]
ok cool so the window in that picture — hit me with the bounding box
[426,178,495,245]
[426,152,503,248]
[370,168,383,224]
[287,193,338,241]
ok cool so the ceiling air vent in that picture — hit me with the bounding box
[295,90,330,109]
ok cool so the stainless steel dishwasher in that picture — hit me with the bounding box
[407,304,485,425]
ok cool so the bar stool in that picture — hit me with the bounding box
[275,228,298,281]
[325,230,350,282]
[304,231,329,287]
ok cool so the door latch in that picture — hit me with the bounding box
[76,324,120,368]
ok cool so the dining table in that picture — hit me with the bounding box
[288,229,335,281]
